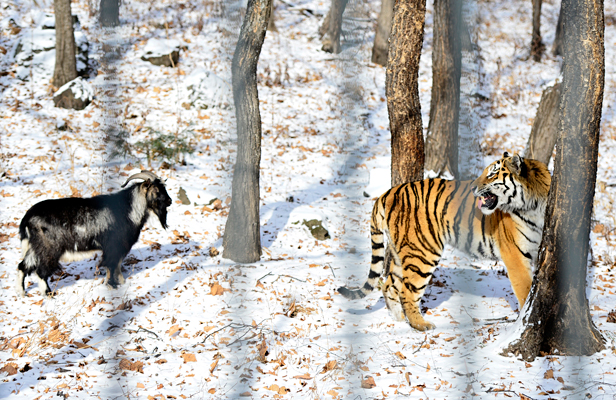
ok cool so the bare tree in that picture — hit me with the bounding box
[223,0,273,263]
[524,82,561,165]
[530,0,545,61]
[320,0,349,54]
[268,0,277,33]
[100,0,120,27]
[53,0,77,89]
[552,4,564,56]
[424,0,462,179]
[505,0,605,361]
[386,0,426,186]
[371,0,394,66]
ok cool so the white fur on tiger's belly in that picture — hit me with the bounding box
[59,250,101,263]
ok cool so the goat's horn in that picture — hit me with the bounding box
[121,170,162,188]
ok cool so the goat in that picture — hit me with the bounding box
[17,171,172,297]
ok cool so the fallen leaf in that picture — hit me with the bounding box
[209,359,218,373]
[361,376,376,389]
[210,283,224,296]
[321,360,337,373]
[181,353,197,363]
[0,363,18,376]
[119,359,144,373]
[169,325,182,337]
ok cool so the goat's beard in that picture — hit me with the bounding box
[151,203,169,230]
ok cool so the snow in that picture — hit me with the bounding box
[54,77,94,102]
[184,68,232,109]
[141,38,181,58]
[0,0,616,399]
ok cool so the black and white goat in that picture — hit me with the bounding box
[17,171,172,297]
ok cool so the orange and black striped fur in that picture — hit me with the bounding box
[338,153,551,331]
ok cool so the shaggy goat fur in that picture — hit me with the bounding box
[17,172,172,297]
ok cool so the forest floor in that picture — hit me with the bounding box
[1,0,616,399]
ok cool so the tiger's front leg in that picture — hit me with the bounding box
[500,246,533,310]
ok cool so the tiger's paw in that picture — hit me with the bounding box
[408,318,435,331]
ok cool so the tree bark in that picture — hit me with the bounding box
[222,0,272,263]
[552,4,563,56]
[53,0,78,89]
[320,0,349,54]
[504,0,605,361]
[425,0,461,180]
[386,0,426,186]
[530,0,545,61]
[267,0,277,33]
[524,82,561,165]
[100,0,120,27]
[371,0,394,66]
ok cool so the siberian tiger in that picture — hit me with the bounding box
[338,152,551,331]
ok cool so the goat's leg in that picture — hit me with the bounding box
[35,272,52,297]
[102,252,125,289]
[16,261,27,297]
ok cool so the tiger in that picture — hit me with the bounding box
[338,152,551,331]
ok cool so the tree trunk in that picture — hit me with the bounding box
[530,0,545,61]
[100,0,120,27]
[267,0,277,33]
[504,0,605,361]
[321,0,349,54]
[222,0,272,263]
[425,0,461,180]
[371,0,394,66]
[552,4,563,56]
[386,0,426,186]
[524,82,561,165]
[53,0,77,89]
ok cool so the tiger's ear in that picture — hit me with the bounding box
[503,151,510,158]
[509,154,523,174]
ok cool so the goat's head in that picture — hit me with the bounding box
[123,171,172,229]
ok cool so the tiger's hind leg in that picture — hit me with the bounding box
[382,253,405,321]
[399,256,441,331]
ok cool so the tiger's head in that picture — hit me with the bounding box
[471,152,551,215]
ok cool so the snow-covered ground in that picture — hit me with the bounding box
[1,0,616,398]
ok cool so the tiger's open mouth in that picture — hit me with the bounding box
[477,193,498,210]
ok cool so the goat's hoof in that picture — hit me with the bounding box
[106,281,120,289]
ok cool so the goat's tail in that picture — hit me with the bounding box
[338,196,392,300]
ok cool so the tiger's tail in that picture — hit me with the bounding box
[338,196,392,300]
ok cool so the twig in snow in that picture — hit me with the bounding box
[257,271,273,282]
[413,335,428,354]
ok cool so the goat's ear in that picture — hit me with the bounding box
[142,179,153,189]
